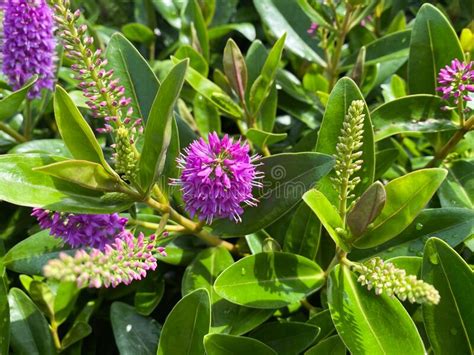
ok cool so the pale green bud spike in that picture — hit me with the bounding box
[115,126,139,182]
[353,257,440,305]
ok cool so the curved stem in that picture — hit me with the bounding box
[0,121,27,143]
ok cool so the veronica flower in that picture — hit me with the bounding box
[437,59,474,104]
[307,23,319,35]
[32,208,128,250]
[2,0,56,98]
[43,231,167,288]
[173,132,263,224]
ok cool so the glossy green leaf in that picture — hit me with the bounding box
[156,235,201,266]
[304,335,345,355]
[283,202,321,260]
[354,169,447,249]
[0,76,37,121]
[208,23,256,41]
[3,231,73,275]
[152,0,182,28]
[438,159,474,209]
[253,0,324,65]
[347,182,386,238]
[316,77,375,205]
[387,256,422,276]
[34,160,122,192]
[28,281,55,320]
[134,276,165,316]
[139,59,188,192]
[350,208,474,260]
[106,33,160,120]
[303,190,349,252]
[223,39,247,100]
[9,139,72,158]
[0,266,9,354]
[0,154,134,213]
[211,153,334,236]
[372,95,456,141]
[173,57,242,119]
[250,322,320,355]
[54,282,79,325]
[328,265,425,354]
[182,0,209,60]
[246,129,286,149]
[307,309,335,342]
[249,34,286,115]
[182,247,272,334]
[375,148,399,179]
[54,86,111,172]
[408,4,464,94]
[8,288,55,355]
[422,238,474,354]
[61,322,92,350]
[157,289,211,355]
[193,94,221,136]
[111,302,161,355]
[175,45,208,76]
[122,22,155,43]
[204,334,276,355]
[296,0,332,30]
[214,252,325,309]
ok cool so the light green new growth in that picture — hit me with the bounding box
[331,100,365,217]
[114,126,139,182]
[353,257,440,305]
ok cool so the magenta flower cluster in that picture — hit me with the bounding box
[2,0,56,98]
[44,231,167,288]
[174,132,263,224]
[437,59,474,104]
[32,208,128,250]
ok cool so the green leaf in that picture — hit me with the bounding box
[304,335,345,355]
[355,169,447,248]
[182,0,209,60]
[387,256,422,276]
[111,302,161,355]
[157,289,211,355]
[214,252,325,309]
[61,322,92,350]
[296,0,333,30]
[0,76,37,121]
[134,273,165,316]
[328,265,425,354]
[175,45,208,76]
[9,139,72,158]
[408,4,464,94]
[283,202,321,260]
[0,154,134,213]
[208,23,256,41]
[8,288,55,355]
[253,0,325,65]
[34,160,122,192]
[0,266,9,354]
[182,247,272,334]
[28,281,55,320]
[246,129,286,149]
[350,208,474,260]
[316,77,375,205]
[3,231,73,275]
[122,22,155,43]
[54,282,79,325]
[54,86,112,172]
[372,95,456,141]
[173,57,242,119]
[139,59,188,192]
[223,39,248,100]
[152,0,182,28]
[303,190,349,252]
[347,182,386,238]
[106,33,160,121]
[211,153,334,236]
[375,148,399,179]
[422,238,474,354]
[438,159,474,209]
[204,334,277,355]
[193,94,221,136]
[307,309,335,342]
[249,34,286,115]
[249,322,320,355]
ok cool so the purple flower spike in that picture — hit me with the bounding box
[2,0,56,98]
[173,132,264,224]
[437,59,474,104]
[32,208,128,250]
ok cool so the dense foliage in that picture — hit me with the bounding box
[0,0,473,354]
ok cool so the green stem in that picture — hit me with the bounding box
[50,320,61,351]
[0,121,27,143]
[425,115,474,168]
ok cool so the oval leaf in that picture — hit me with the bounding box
[214,252,325,309]
[204,334,276,355]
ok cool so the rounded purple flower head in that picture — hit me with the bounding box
[2,0,56,98]
[32,208,128,250]
[437,59,474,104]
[174,132,263,224]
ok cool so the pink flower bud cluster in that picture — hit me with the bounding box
[43,231,168,288]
